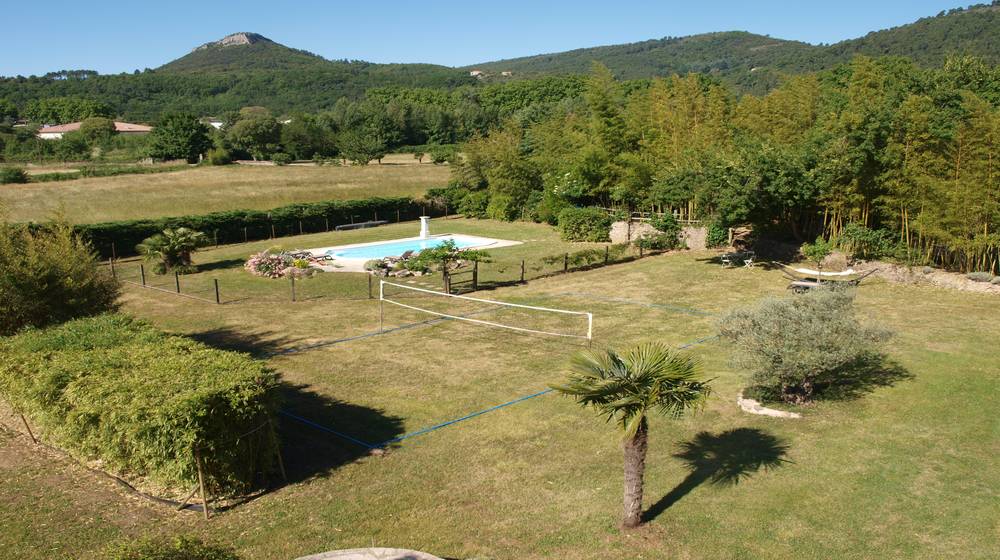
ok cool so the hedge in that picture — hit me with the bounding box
[0,314,281,494]
[64,196,434,259]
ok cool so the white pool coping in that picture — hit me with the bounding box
[306,233,522,272]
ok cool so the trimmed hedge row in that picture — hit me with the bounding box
[0,314,281,494]
[71,196,435,259]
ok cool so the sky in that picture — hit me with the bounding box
[2,0,970,76]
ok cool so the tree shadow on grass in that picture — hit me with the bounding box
[643,428,790,522]
[195,258,247,272]
[816,355,913,401]
[187,326,310,358]
[279,382,405,484]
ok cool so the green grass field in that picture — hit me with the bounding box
[0,155,449,224]
[2,218,997,560]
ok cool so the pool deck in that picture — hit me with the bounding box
[306,233,521,272]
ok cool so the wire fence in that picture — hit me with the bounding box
[110,241,676,307]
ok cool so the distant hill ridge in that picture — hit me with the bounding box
[465,3,1000,90]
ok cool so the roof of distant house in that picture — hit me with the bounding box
[38,121,153,133]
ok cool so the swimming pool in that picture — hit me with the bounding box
[323,235,484,260]
[307,234,521,271]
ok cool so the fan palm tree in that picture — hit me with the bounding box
[552,342,712,528]
[136,227,208,274]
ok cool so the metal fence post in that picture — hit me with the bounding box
[243,227,248,243]
[214,230,219,248]
[214,279,220,305]
[174,271,181,293]
[299,220,304,235]
[290,276,296,302]
[368,274,373,299]
[325,217,330,232]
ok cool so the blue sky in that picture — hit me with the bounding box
[3,0,969,76]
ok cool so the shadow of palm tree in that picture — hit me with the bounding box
[643,428,790,522]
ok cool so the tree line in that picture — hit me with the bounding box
[446,57,999,273]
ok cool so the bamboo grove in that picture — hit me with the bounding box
[449,56,1000,273]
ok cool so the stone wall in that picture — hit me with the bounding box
[609,221,707,250]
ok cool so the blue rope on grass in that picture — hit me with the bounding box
[278,410,377,450]
[376,388,555,447]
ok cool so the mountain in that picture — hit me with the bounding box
[466,4,1000,87]
[159,32,333,73]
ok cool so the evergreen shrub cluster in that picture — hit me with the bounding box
[557,207,612,242]
[0,314,281,494]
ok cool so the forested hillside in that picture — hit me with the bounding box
[1,5,997,120]
[469,3,1000,93]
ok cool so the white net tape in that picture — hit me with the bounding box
[379,280,593,341]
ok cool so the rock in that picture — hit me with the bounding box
[737,392,801,419]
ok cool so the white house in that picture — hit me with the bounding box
[36,121,152,140]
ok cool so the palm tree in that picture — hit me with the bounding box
[136,227,208,274]
[552,342,712,529]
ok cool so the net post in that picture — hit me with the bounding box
[378,280,384,334]
[587,313,593,348]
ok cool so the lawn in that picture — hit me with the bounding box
[0,154,449,224]
[2,218,997,560]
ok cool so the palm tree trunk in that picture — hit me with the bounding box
[622,416,648,528]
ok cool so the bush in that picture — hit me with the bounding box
[837,223,901,260]
[136,228,208,275]
[650,213,681,237]
[0,166,29,184]
[271,152,293,166]
[0,221,119,336]
[719,289,892,404]
[636,232,678,251]
[206,148,232,166]
[0,314,281,494]
[101,535,239,560]
[967,271,994,283]
[428,144,456,164]
[557,207,612,242]
[458,190,489,218]
[486,193,521,221]
[705,222,729,248]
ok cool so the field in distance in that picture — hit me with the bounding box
[0,154,449,224]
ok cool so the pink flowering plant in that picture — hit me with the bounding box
[244,250,293,279]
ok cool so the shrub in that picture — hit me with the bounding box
[206,148,232,166]
[719,289,892,404]
[271,152,293,166]
[801,236,835,268]
[101,535,239,560]
[244,250,292,279]
[136,227,208,275]
[636,232,678,251]
[0,166,29,184]
[458,190,490,218]
[425,185,468,213]
[557,207,612,242]
[485,193,520,221]
[837,223,901,260]
[705,222,728,248]
[0,314,281,494]
[650,213,681,237]
[967,271,994,283]
[0,221,119,336]
[428,144,456,164]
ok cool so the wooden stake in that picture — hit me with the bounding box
[19,414,37,444]
[290,276,296,302]
[176,483,201,511]
[214,279,221,305]
[140,264,146,286]
[194,449,210,520]
[520,260,525,283]
[174,271,181,293]
[271,421,287,483]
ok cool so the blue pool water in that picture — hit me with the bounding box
[324,236,483,260]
